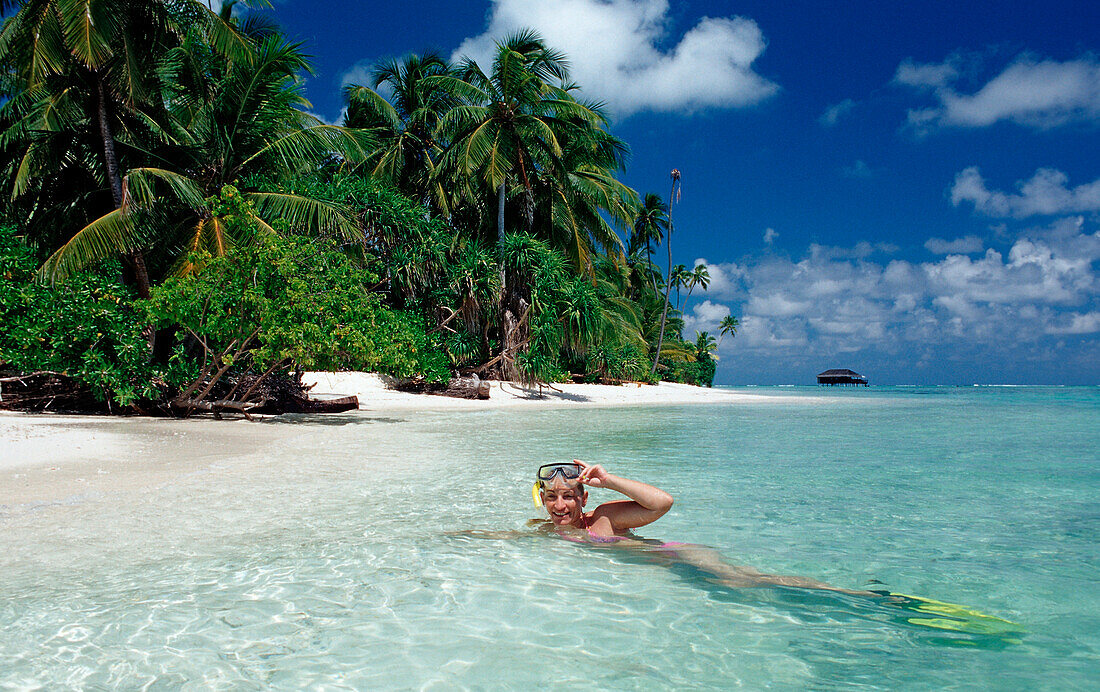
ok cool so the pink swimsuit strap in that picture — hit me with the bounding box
[581,513,628,543]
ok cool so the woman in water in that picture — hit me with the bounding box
[537,460,873,592]
[528,461,1020,635]
[536,460,673,538]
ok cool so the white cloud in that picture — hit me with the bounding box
[896,54,1100,131]
[925,236,984,254]
[339,62,373,89]
[819,99,855,127]
[203,0,277,17]
[893,57,960,90]
[681,299,731,336]
[808,241,897,261]
[763,227,778,244]
[737,315,808,350]
[302,110,341,126]
[703,219,1100,364]
[691,258,743,298]
[1046,311,1100,335]
[952,167,1100,218]
[747,292,813,318]
[451,0,779,117]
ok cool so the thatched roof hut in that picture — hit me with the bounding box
[817,369,868,386]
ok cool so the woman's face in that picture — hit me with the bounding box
[541,482,586,526]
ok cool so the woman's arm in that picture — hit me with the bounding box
[577,459,673,532]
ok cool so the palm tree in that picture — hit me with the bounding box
[591,255,646,352]
[685,263,710,303]
[694,331,717,360]
[718,315,739,347]
[670,264,692,311]
[629,192,668,294]
[343,52,457,213]
[651,168,680,376]
[435,29,602,244]
[531,123,636,273]
[623,247,658,300]
[39,35,375,281]
[432,30,621,380]
[0,0,249,296]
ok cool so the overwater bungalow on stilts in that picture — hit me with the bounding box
[817,369,869,386]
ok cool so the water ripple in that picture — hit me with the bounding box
[2,392,1098,688]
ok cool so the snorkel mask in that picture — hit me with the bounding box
[531,462,582,508]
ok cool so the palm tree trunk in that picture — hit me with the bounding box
[651,183,676,377]
[497,182,506,244]
[681,282,695,313]
[495,180,513,379]
[646,241,658,294]
[95,74,151,301]
[646,172,682,378]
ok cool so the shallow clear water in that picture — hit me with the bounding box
[2,387,1098,689]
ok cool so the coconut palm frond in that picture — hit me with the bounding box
[343,84,402,131]
[248,191,359,242]
[240,124,376,173]
[125,166,207,210]
[38,207,140,283]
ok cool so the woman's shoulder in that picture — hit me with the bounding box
[583,510,622,538]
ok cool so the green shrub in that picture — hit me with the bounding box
[0,225,187,407]
[663,355,716,387]
[141,234,450,385]
[583,344,653,383]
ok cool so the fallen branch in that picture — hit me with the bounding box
[170,395,269,421]
[0,371,101,412]
[0,370,66,383]
[428,306,461,335]
[394,375,490,400]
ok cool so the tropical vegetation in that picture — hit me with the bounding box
[0,0,738,415]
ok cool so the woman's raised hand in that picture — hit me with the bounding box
[575,459,610,487]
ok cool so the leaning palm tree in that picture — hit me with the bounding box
[718,314,739,347]
[39,35,374,281]
[651,168,681,376]
[683,263,710,305]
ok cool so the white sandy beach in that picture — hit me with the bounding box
[0,412,309,506]
[1,375,801,507]
[300,372,776,410]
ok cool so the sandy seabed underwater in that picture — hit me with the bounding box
[1,386,1097,689]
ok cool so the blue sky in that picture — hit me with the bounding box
[266,0,1099,384]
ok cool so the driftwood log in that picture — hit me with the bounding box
[0,372,106,413]
[297,393,359,413]
[394,375,490,400]
[0,369,357,417]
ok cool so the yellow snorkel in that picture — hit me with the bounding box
[532,481,543,508]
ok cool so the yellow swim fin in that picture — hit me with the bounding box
[889,593,1023,638]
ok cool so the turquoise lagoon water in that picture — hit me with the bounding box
[1,386,1098,689]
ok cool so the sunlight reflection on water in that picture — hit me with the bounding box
[2,388,1098,688]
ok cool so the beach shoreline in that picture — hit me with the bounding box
[300,371,789,410]
[1,374,810,506]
